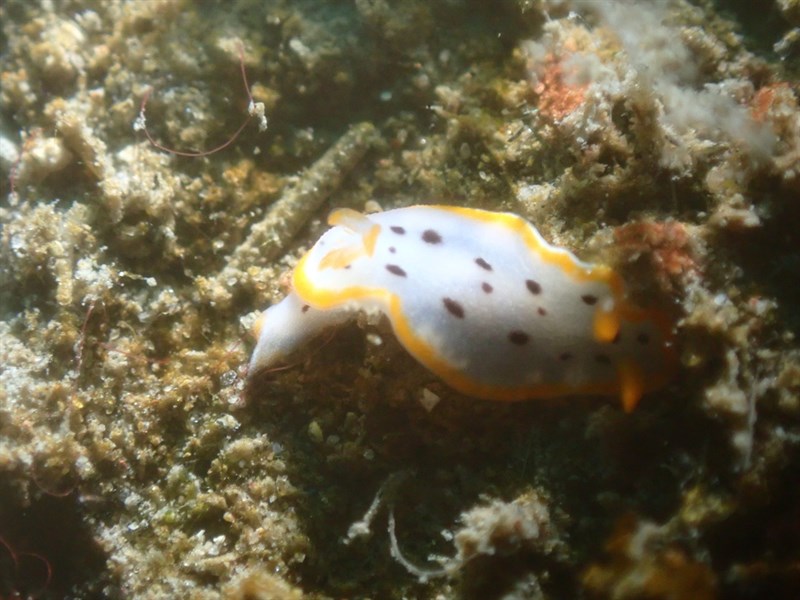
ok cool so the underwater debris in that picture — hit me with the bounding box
[387,488,567,586]
[346,474,567,585]
[345,471,412,545]
[448,489,566,567]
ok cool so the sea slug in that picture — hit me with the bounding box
[249,205,675,411]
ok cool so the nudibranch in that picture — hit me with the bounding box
[249,205,675,411]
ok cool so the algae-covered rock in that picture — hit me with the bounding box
[2,0,800,598]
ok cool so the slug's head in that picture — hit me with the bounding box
[292,208,387,308]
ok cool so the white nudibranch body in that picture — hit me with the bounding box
[249,205,675,411]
